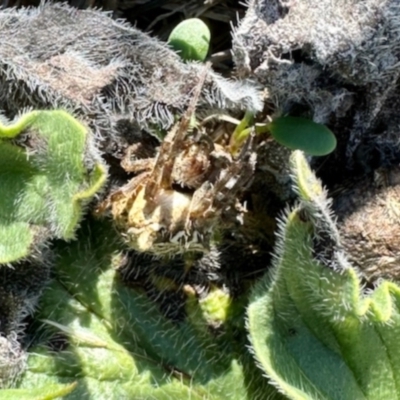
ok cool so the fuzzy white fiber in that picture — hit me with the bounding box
[233,0,400,160]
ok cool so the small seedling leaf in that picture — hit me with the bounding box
[168,18,211,62]
[268,116,336,156]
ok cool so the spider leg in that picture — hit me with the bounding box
[145,63,211,201]
[184,131,256,229]
[121,157,155,174]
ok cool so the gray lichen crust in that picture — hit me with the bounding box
[0,2,261,142]
[232,0,400,162]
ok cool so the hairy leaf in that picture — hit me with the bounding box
[0,110,106,264]
[16,218,280,399]
[0,2,262,141]
[0,382,77,399]
[247,151,400,400]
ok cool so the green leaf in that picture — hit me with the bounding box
[229,110,254,154]
[17,218,280,399]
[0,110,106,264]
[247,151,400,400]
[0,382,77,399]
[168,18,211,62]
[268,116,336,156]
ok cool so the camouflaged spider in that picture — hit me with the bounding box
[99,66,257,256]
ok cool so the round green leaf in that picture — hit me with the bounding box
[168,18,211,62]
[268,116,337,156]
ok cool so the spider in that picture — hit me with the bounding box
[98,65,257,256]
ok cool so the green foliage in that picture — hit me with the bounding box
[0,382,77,399]
[229,110,254,154]
[14,218,280,400]
[6,107,396,400]
[168,18,211,61]
[0,110,106,264]
[268,116,336,156]
[228,113,336,156]
[247,151,400,399]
